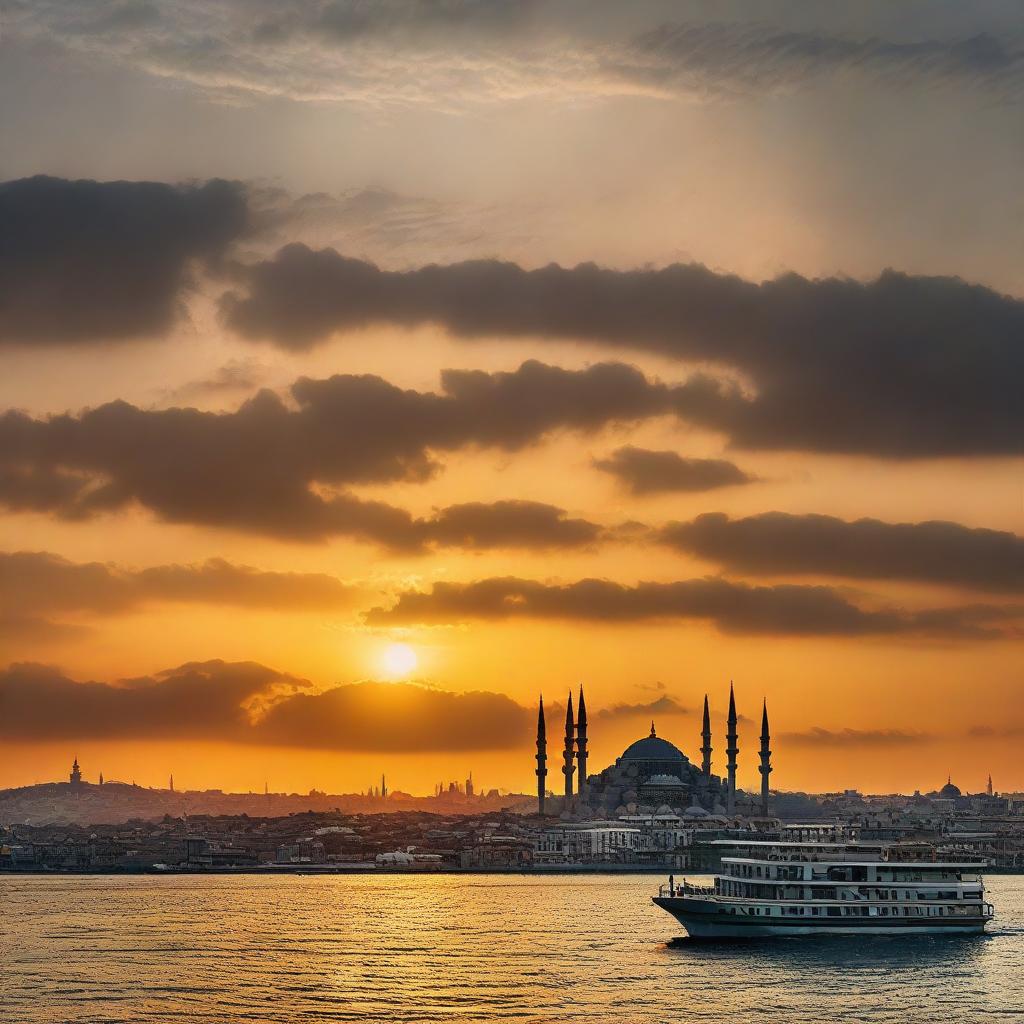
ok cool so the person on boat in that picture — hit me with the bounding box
[668,874,675,896]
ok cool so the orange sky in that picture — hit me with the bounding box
[1,1,1023,797]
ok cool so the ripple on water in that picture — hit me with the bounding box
[1,874,1022,1023]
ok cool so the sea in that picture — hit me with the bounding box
[2,873,1022,1023]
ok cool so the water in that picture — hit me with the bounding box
[1,873,1022,1023]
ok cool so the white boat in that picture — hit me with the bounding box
[653,845,994,937]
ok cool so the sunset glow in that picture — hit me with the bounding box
[381,643,419,679]
[0,0,1022,802]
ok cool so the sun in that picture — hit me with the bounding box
[381,642,418,678]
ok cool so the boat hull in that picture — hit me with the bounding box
[653,896,989,938]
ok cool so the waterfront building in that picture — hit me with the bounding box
[540,686,762,817]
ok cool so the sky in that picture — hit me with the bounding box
[1,0,1023,798]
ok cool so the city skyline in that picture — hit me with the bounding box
[2,1,1024,797]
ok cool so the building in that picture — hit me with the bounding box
[538,687,766,818]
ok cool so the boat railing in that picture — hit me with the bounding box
[659,880,716,898]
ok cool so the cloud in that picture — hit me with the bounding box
[0,361,686,540]
[0,176,249,345]
[222,247,1024,457]
[593,695,689,721]
[0,552,363,624]
[7,3,1024,109]
[0,660,535,751]
[659,512,1024,593]
[426,500,601,549]
[366,576,1019,639]
[0,660,308,742]
[780,727,933,748]
[614,23,1024,102]
[253,680,532,752]
[594,445,754,494]
[160,357,271,404]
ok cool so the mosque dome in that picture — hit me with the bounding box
[621,723,687,764]
[939,779,962,798]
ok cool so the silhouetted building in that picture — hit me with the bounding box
[69,758,82,789]
[726,684,738,816]
[562,692,575,802]
[535,696,547,815]
[758,700,772,816]
[701,695,713,777]
[575,686,588,803]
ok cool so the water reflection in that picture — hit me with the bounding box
[1,873,1020,1024]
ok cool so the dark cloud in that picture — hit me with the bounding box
[366,576,1018,639]
[0,552,362,621]
[617,24,1024,101]
[0,660,307,742]
[0,176,249,344]
[780,727,933,748]
[660,512,1024,593]
[254,680,531,752]
[426,500,601,549]
[594,445,753,494]
[0,361,680,541]
[222,246,1024,457]
[593,695,689,721]
[0,660,535,751]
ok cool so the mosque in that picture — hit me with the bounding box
[535,684,773,819]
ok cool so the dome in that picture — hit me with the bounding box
[939,779,962,798]
[621,723,686,763]
[684,803,710,818]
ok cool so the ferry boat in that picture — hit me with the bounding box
[653,845,994,937]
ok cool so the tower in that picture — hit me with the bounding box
[575,685,588,803]
[987,774,994,797]
[466,772,474,798]
[70,757,82,789]
[562,691,575,802]
[701,694,713,777]
[381,774,387,799]
[169,774,175,793]
[726,683,738,816]
[758,699,772,817]
[535,696,548,815]
[99,772,104,786]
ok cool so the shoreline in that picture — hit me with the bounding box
[3,865,1023,877]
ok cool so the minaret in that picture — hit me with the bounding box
[562,691,575,803]
[987,774,994,797]
[99,772,104,786]
[70,757,82,789]
[758,699,772,817]
[169,774,175,793]
[535,696,548,815]
[381,774,387,799]
[701,694,713,777]
[575,685,588,803]
[726,683,738,815]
